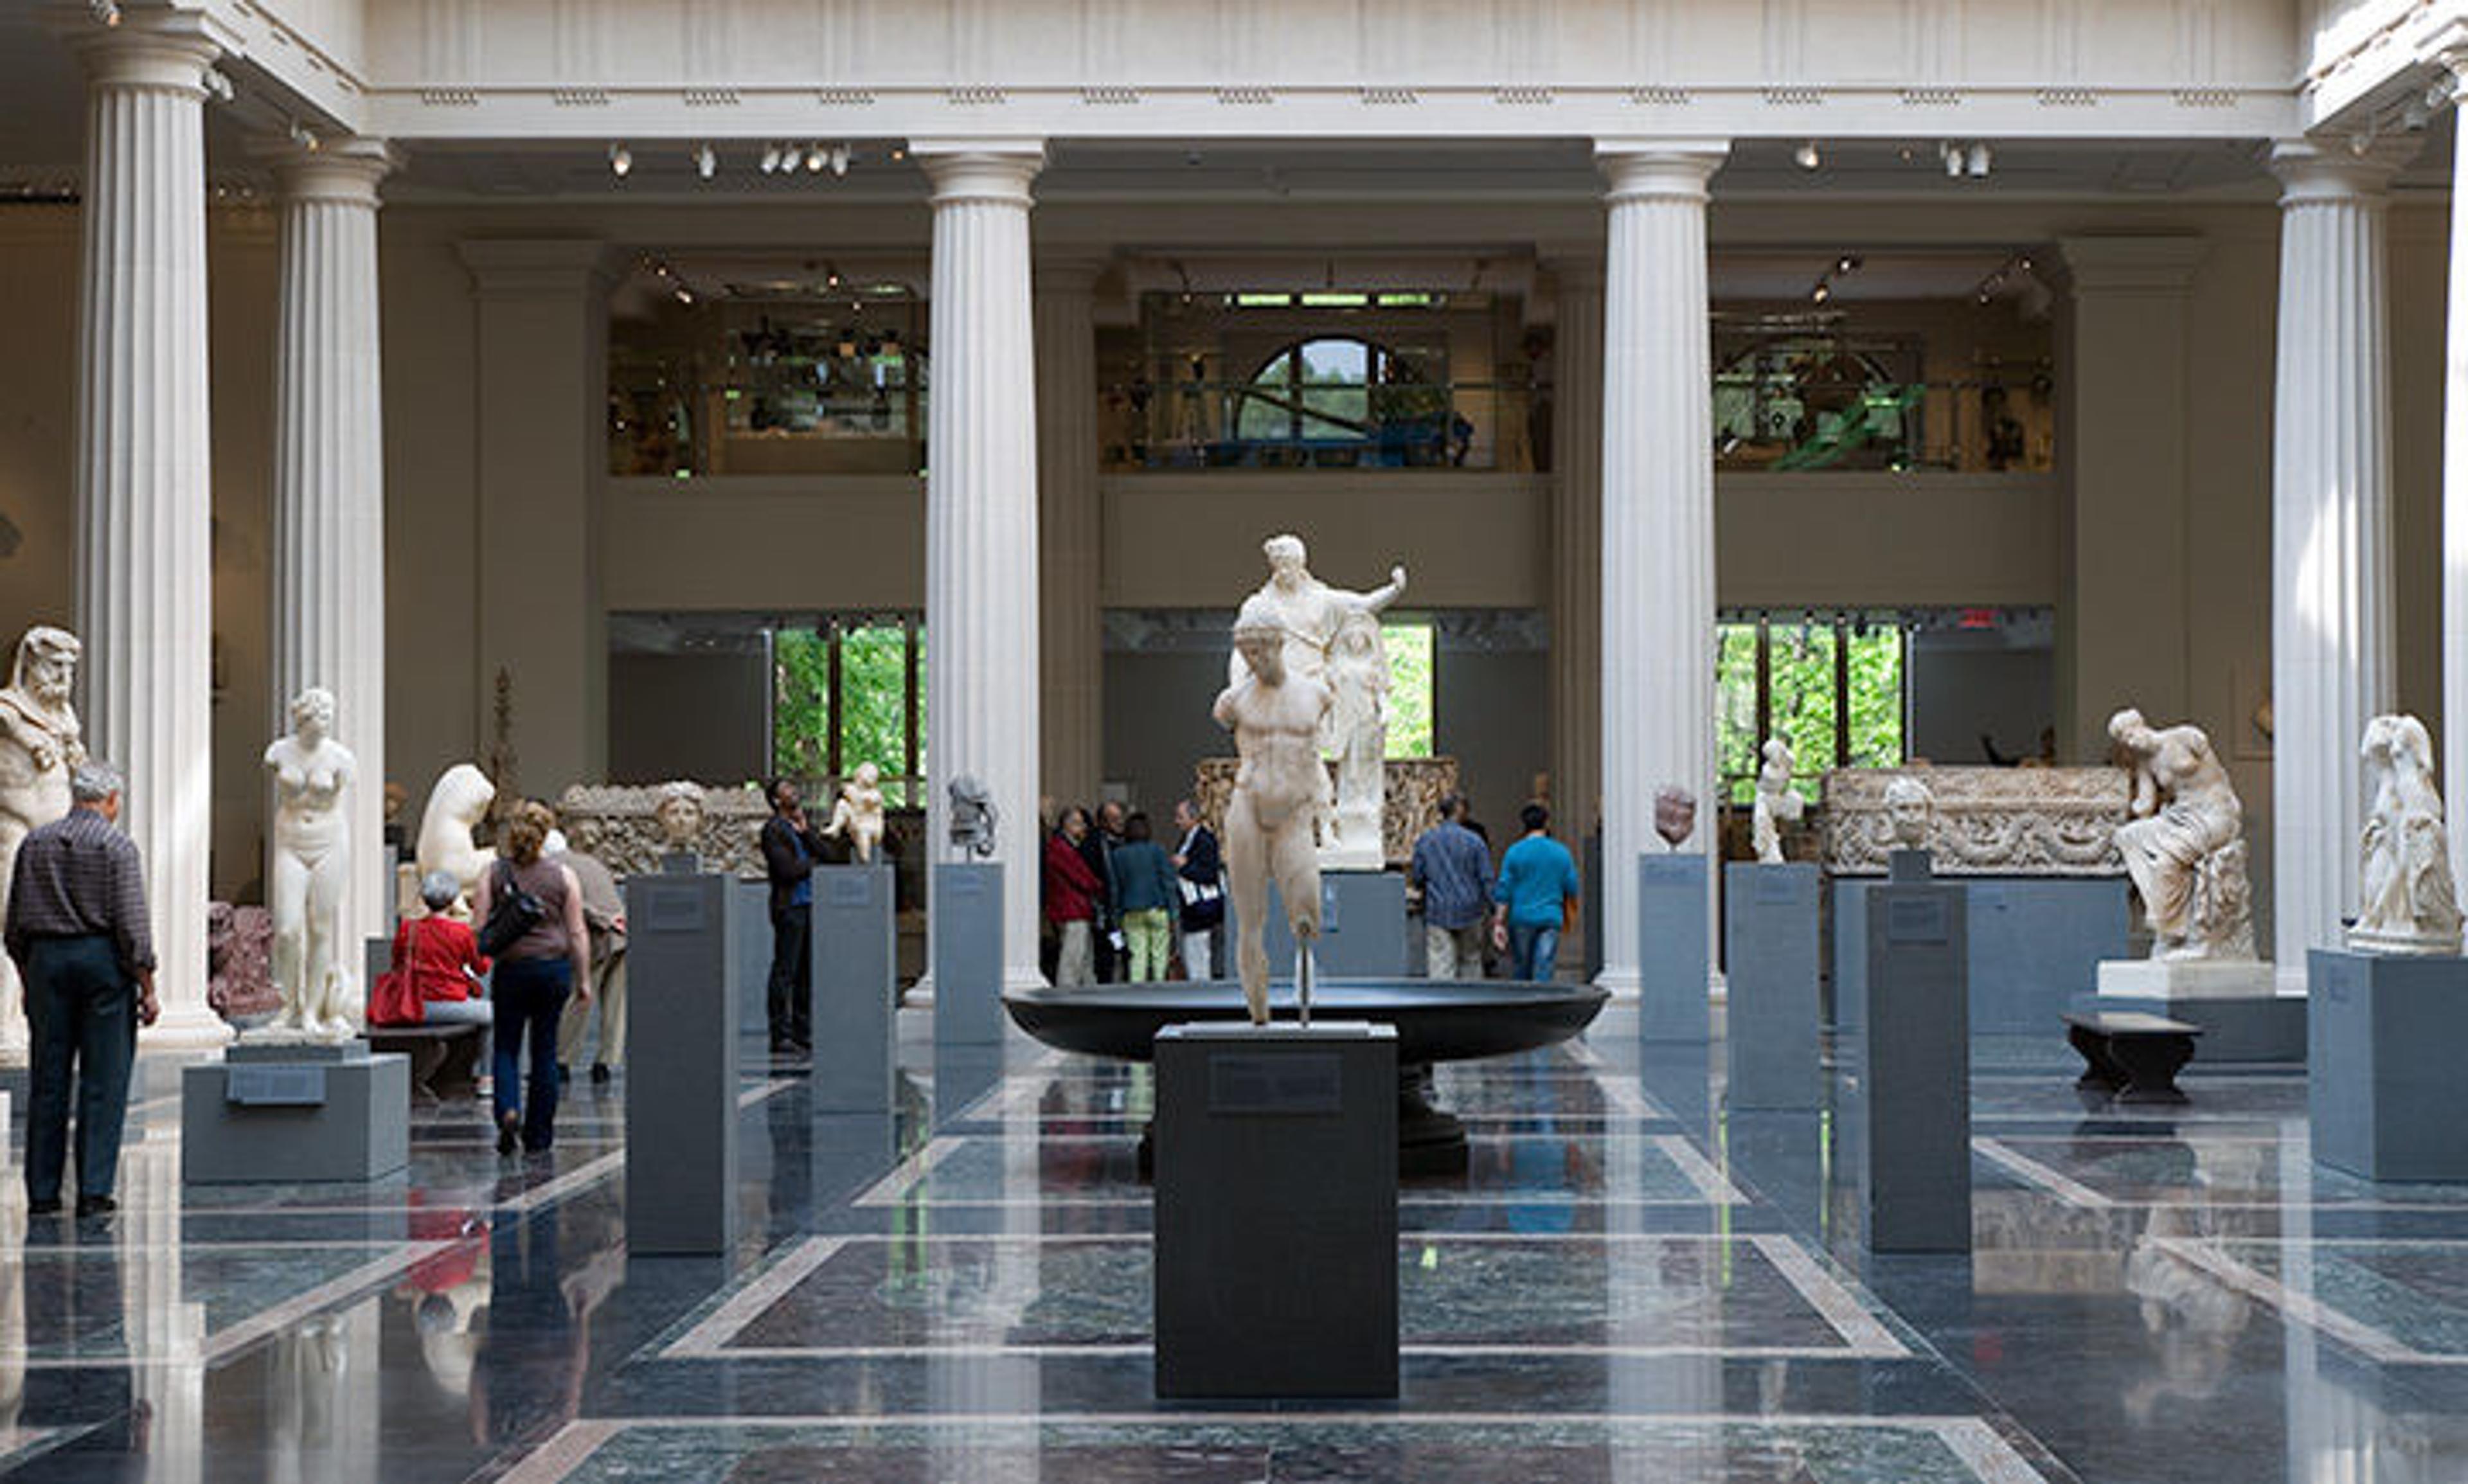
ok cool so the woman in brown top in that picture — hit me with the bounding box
[472,801,591,1155]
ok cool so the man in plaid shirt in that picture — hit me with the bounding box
[3,761,161,1219]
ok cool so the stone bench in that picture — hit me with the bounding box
[366,1023,487,1106]
[2063,1010,2201,1104]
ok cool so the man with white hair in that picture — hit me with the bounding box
[3,760,160,1219]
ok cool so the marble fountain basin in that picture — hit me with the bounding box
[1000,978,1611,1066]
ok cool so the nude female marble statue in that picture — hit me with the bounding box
[1229,534,1407,870]
[2109,708,2253,960]
[1751,738,1803,864]
[822,762,888,864]
[260,687,357,1041]
[414,764,497,916]
[2351,713,2464,955]
[1215,598,1334,1025]
[0,627,85,1057]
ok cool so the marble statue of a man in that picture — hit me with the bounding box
[414,764,496,917]
[1215,597,1334,1026]
[1751,738,1803,864]
[0,627,85,1059]
[1229,534,1406,871]
[2109,708,2254,960]
[2350,713,2464,955]
[258,687,358,1042]
[823,762,888,864]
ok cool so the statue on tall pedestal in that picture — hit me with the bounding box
[0,627,84,1060]
[258,687,358,1042]
[1215,598,1333,1025]
[2350,713,2464,956]
[823,762,888,864]
[1751,738,1803,864]
[415,764,497,917]
[1229,534,1406,872]
[2109,708,2253,960]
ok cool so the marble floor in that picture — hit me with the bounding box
[1,1003,2464,1482]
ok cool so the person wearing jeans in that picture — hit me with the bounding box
[472,802,591,1155]
[1410,792,1494,979]
[1492,801,1581,983]
[1108,811,1182,983]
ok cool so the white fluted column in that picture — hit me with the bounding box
[1035,256,1104,812]
[2439,55,2468,892]
[73,14,231,1048]
[1595,142,1724,996]
[271,137,394,1007]
[2271,140,2402,985]
[919,141,1046,990]
[1548,261,1604,882]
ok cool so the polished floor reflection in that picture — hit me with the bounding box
[2,1004,2465,1481]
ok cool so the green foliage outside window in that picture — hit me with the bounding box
[839,624,911,806]
[770,620,924,805]
[1383,621,1435,760]
[1717,618,1905,803]
[773,630,830,779]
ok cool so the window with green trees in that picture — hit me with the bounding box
[772,616,924,803]
[1717,614,1905,803]
[1383,621,1435,760]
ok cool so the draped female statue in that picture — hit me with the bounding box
[2108,708,2253,960]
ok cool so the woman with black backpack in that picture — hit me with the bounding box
[471,801,592,1155]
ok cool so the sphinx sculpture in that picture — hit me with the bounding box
[258,687,358,1042]
[0,627,84,1057]
[2109,708,2254,960]
[1751,738,1803,864]
[2349,713,2464,956]
[1215,596,1333,1025]
[823,762,888,864]
[414,764,497,916]
[1228,534,1406,872]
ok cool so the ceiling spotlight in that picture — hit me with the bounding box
[828,143,851,177]
[1941,141,1963,178]
[1811,280,1832,305]
[1794,140,1821,171]
[891,145,908,162]
[695,143,717,180]
[609,142,633,178]
[674,287,693,305]
[1966,141,1992,177]
[1835,253,1862,275]
[805,143,827,174]
[825,264,843,289]
[760,143,782,174]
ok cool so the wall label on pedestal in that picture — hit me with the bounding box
[641,883,708,932]
[1209,1052,1344,1114]
[829,874,875,907]
[226,1066,328,1106]
[1886,897,1950,945]
[1641,854,1702,882]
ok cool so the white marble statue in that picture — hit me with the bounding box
[1228,533,1407,872]
[258,688,358,1042]
[1882,774,1935,852]
[822,762,888,864]
[414,764,497,916]
[1751,738,1804,864]
[0,627,84,1059]
[1215,597,1334,1026]
[2109,708,2255,960]
[2350,713,2464,955]
[652,780,706,855]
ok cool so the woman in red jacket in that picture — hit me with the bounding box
[372,872,493,1026]
[1043,807,1104,988]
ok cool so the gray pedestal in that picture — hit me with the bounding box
[1638,853,1710,1041]
[812,864,896,1115]
[727,878,774,1069]
[1231,870,1410,979]
[182,1042,409,1184]
[1855,876,1971,1252]
[1154,1021,1397,1400]
[1724,863,1820,1111]
[625,870,739,1255]
[2309,948,2468,1182]
[934,863,1004,1046]
[1832,875,2125,1035]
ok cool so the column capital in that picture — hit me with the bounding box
[262,135,397,209]
[1593,139,1728,204]
[2269,139,2410,206]
[2053,235,2208,294]
[68,5,232,94]
[911,139,1044,206]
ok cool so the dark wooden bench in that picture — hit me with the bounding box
[366,1023,488,1105]
[2064,1010,2201,1104]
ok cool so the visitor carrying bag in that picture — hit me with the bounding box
[369,920,427,1026]
[476,861,546,959]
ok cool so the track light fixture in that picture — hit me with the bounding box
[1810,280,1831,305]
[760,143,782,174]
[1793,140,1821,171]
[1965,141,1992,177]
[695,143,717,181]
[828,142,851,177]
[609,141,632,178]
[1834,253,1861,275]
[805,143,827,174]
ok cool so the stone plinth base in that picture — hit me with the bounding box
[1857,877,1970,1253]
[1638,854,1710,1042]
[2097,958,2276,1000]
[626,869,740,1256]
[1724,863,1819,1110]
[2092,956,2300,1062]
[181,1042,409,1184]
[1154,1021,1397,1400]
[2309,948,2468,1182]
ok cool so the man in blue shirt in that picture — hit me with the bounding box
[1409,793,1494,979]
[1492,801,1581,983]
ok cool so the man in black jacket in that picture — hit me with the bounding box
[759,778,826,1057]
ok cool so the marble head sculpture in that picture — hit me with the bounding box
[652,780,706,852]
[415,764,497,915]
[1216,594,1335,1024]
[2350,713,2464,955]
[1653,785,1697,849]
[2107,706,2254,960]
[948,775,999,858]
[1882,775,1935,852]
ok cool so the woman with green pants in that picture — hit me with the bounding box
[1110,812,1183,981]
